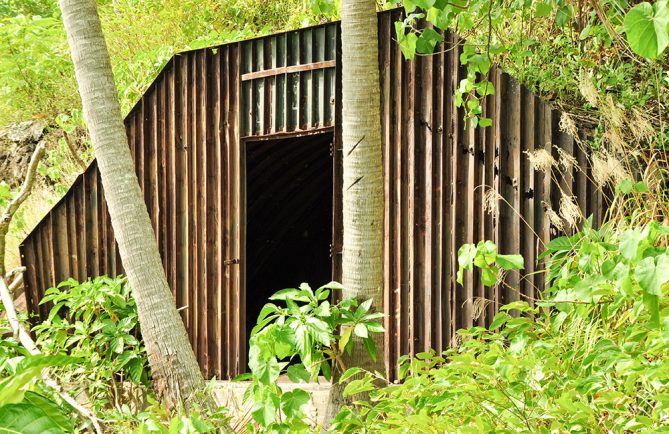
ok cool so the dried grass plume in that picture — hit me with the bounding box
[525,149,555,174]
[543,201,565,231]
[559,194,583,229]
[579,73,599,107]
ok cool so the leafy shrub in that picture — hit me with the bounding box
[332,221,669,433]
[241,282,383,433]
[0,354,80,434]
[33,275,149,411]
[0,11,77,125]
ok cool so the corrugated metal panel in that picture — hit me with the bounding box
[240,24,337,136]
[20,9,604,380]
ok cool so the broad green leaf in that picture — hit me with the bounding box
[306,317,331,346]
[21,393,72,433]
[620,229,645,261]
[339,326,353,353]
[457,244,477,270]
[635,254,669,295]
[535,0,553,17]
[0,367,43,405]
[481,267,499,286]
[358,299,373,315]
[0,397,70,434]
[272,325,295,359]
[286,364,311,383]
[395,22,418,60]
[339,367,363,383]
[269,288,310,302]
[478,117,493,127]
[248,346,280,386]
[363,337,377,362]
[256,303,280,323]
[251,397,276,427]
[643,292,660,327]
[354,323,368,339]
[281,389,310,419]
[617,179,634,194]
[343,378,375,398]
[413,0,436,9]
[489,312,511,330]
[496,254,524,270]
[416,27,443,54]
[624,1,669,58]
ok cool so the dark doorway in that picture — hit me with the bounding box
[244,132,334,340]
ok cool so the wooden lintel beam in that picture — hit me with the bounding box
[241,60,336,81]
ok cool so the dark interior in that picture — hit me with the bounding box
[245,132,334,340]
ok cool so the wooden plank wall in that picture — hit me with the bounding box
[377,10,601,378]
[20,44,244,380]
[20,9,603,380]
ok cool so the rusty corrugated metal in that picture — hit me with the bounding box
[20,9,604,380]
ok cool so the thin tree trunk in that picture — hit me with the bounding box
[324,0,385,425]
[58,0,212,410]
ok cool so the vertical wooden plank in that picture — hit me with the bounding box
[188,53,198,347]
[36,228,48,317]
[416,49,433,352]
[20,242,37,316]
[399,41,414,358]
[535,99,552,292]
[432,35,445,352]
[175,55,190,331]
[74,177,87,280]
[483,69,499,321]
[520,88,536,302]
[443,32,458,346]
[149,87,159,244]
[378,12,393,376]
[555,117,575,235]
[264,37,273,135]
[222,46,233,378]
[165,62,176,298]
[472,93,486,326]
[215,47,226,378]
[232,43,244,376]
[45,214,56,289]
[158,74,168,274]
[52,203,69,285]
[276,35,286,133]
[452,44,472,330]
[499,74,521,306]
[575,131,588,219]
[66,194,79,281]
[205,48,220,378]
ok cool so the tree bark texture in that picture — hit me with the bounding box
[324,0,385,425]
[58,0,210,410]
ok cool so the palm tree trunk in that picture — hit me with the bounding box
[58,0,212,410]
[324,0,385,424]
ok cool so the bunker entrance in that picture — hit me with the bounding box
[245,132,334,343]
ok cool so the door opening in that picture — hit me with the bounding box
[244,132,334,343]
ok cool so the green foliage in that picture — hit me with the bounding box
[390,0,668,143]
[0,391,73,434]
[0,354,79,434]
[240,282,383,433]
[32,275,149,411]
[624,1,669,59]
[332,222,669,433]
[0,10,76,126]
[457,240,524,286]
